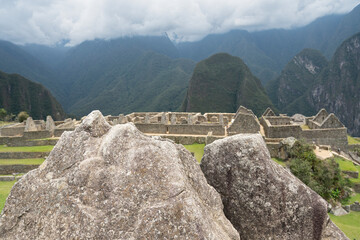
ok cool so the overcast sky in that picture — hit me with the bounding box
[0,0,358,46]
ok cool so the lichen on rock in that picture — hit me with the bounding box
[200,134,349,240]
[0,110,239,240]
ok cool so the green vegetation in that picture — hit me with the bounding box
[334,157,360,185]
[348,135,360,145]
[335,157,359,172]
[0,180,16,212]
[271,157,287,167]
[0,108,6,120]
[288,141,352,202]
[17,111,29,123]
[183,144,205,163]
[181,53,274,116]
[0,121,14,127]
[343,193,360,205]
[300,125,310,130]
[58,38,195,116]
[0,71,66,120]
[0,158,44,165]
[329,212,360,240]
[266,48,328,115]
[0,145,53,152]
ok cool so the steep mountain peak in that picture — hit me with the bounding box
[182,53,273,116]
[266,48,327,112]
[293,49,327,75]
[0,71,66,120]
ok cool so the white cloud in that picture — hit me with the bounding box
[0,0,358,45]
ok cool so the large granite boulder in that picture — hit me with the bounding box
[0,110,239,240]
[200,134,348,240]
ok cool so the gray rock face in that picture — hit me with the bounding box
[0,110,239,240]
[200,134,348,240]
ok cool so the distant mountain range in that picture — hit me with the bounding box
[0,71,66,120]
[0,4,359,135]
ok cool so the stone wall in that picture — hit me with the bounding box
[148,134,224,145]
[228,113,260,135]
[23,131,52,139]
[301,128,348,150]
[266,142,282,158]
[350,202,360,211]
[167,124,225,136]
[6,139,58,147]
[265,125,302,139]
[265,116,291,125]
[308,120,321,129]
[135,124,167,134]
[348,144,360,152]
[0,137,11,145]
[353,183,360,193]
[54,128,74,137]
[204,113,235,122]
[159,135,207,145]
[0,152,48,159]
[0,125,25,137]
[0,164,40,175]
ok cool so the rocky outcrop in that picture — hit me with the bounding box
[270,33,360,136]
[200,134,348,240]
[0,110,239,240]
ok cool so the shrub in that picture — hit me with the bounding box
[288,141,352,202]
[17,111,29,123]
[353,147,360,157]
[0,108,6,121]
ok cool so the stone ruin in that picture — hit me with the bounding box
[0,111,348,239]
[0,116,80,139]
[0,106,350,152]
[261,108,348,153]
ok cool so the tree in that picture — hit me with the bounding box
[288,141,352,202]
[17,111,29,123]
[0,108,7,121]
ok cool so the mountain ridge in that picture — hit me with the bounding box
[0,71,66,120]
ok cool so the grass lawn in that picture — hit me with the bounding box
[0,145,54,152]
[345,193,360,205]
[300,125,310,130]
[0,121,15,127]
[335,157,359,172]
[0,158,45,165]
[0,180,16,212]
[348,135,360,145]
[183,144,205,163]
[329,212,360,240]
[333,157,360,185]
